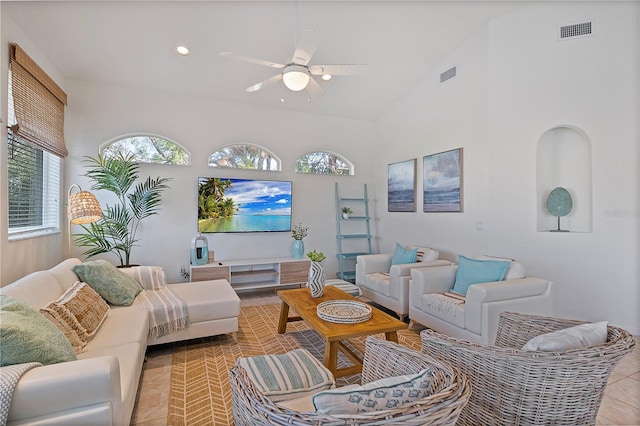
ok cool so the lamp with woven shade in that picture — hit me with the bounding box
[68,184,102,224]
[67,183,102,256]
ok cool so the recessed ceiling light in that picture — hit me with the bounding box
[176,46,190,56]
[322,74,332,81]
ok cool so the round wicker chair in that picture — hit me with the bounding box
[420,311,636,426]
[229,336,471,425]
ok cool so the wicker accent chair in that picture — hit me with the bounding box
[420,311,636,426]
[229,336,471,425]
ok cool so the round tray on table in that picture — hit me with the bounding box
[317,300,372,324]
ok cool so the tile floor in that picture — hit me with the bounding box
[131,290,640,425]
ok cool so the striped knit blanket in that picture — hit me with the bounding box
[122,266,190,340]
[1,362,41,425]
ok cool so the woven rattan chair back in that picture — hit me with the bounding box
[229,336,470,425]
[420,311,635,426]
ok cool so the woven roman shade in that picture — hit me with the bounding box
[9,43,68,158]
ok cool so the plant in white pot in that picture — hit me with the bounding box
[306,250,326,298]
[73,152,171,267]
[341,207,353,219]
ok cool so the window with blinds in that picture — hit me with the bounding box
[7,43,66,239]
[7,132,61,236]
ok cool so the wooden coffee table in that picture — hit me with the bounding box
[277,285,407,378]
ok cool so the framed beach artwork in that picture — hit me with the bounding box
[388,158,416,212]
[423,148,463,212]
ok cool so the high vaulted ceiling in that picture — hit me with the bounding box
[3,1,525,121]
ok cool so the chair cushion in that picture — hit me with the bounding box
[451,255,510,296]
[313,368,434,414]
[391,243,418,265]
[363,273,391,296]
[522,321,608,351]
[422,293,466,328]
[236,349,335,402]
[72,260,143,306]
[0,295,76,366]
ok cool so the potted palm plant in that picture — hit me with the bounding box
[73,152,171,267]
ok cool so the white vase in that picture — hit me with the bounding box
[308,261,325,298]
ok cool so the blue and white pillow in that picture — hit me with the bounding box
[391,243,418,265]
[236,349,335,402]
[451,255,510,296]
[313,368,433,414]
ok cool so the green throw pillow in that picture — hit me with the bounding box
[0,295,77,366]
[72,260,143,306]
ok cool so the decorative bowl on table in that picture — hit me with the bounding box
[317,300,372,324]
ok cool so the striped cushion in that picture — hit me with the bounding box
[236,349,335,402]
[325,279,362,297]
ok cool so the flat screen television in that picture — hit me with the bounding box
[198,177,292,233]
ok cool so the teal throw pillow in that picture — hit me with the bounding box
[0,295,77,366]
[72,260,143,306]
[391,243,418,265]
[451,255,511,296]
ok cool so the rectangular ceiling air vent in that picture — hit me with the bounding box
[440,66,457,83]
[559,22,592,40]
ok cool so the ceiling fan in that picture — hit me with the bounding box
[220,29,367,97]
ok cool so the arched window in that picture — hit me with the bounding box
[295,151,353,175]
[209,144,280,171]
[101,135,190,165]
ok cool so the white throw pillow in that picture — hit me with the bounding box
[313,368,433,414]
[522,321,608,352]
[412,247,439,262]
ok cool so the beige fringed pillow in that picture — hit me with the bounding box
[40,304,88,354]
[53,281,109,337]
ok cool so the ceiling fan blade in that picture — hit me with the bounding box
[245,74,283,93]
[292,30,321,66]
[305,76,325,97]
[220,52,285,69]
[309,64,368,76]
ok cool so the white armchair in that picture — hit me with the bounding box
[355,246,452,320]
[409,256,553,344]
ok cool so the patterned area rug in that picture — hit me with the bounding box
[167,303,421,425]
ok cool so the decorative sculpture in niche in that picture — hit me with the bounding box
[546,187,573,232]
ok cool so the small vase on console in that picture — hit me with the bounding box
[292,239,304,259]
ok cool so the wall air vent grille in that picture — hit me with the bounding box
[440,66,457,83]
[560,22,592,40]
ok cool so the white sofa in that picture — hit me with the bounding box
[409,258,553,345]
[355,248,452,320]
[0,258,241,426]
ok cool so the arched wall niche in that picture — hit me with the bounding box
[536,126,592,233]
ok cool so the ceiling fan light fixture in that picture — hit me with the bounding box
[282,65,310,91]
[322,74,332,81]
[176,45,190,56]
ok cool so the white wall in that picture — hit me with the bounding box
[376,2,639,334]
[0,10,69,284]
[64,80,375,283]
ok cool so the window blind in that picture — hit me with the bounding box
[9,43,68,158]
[7,132,61,232]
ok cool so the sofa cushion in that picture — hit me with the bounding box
[40,303,88,354]
[451,255,510,296]
[522,321,608,352]
[169,280,239,323]
[85,303,149,351]
[391,243,418,265]
[72,260,143,306]
[236,349,335,403]
[0,295,76,366]
[313,368,434,414]
[52,281,109,338]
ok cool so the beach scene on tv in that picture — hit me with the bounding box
[198,177,292,233]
